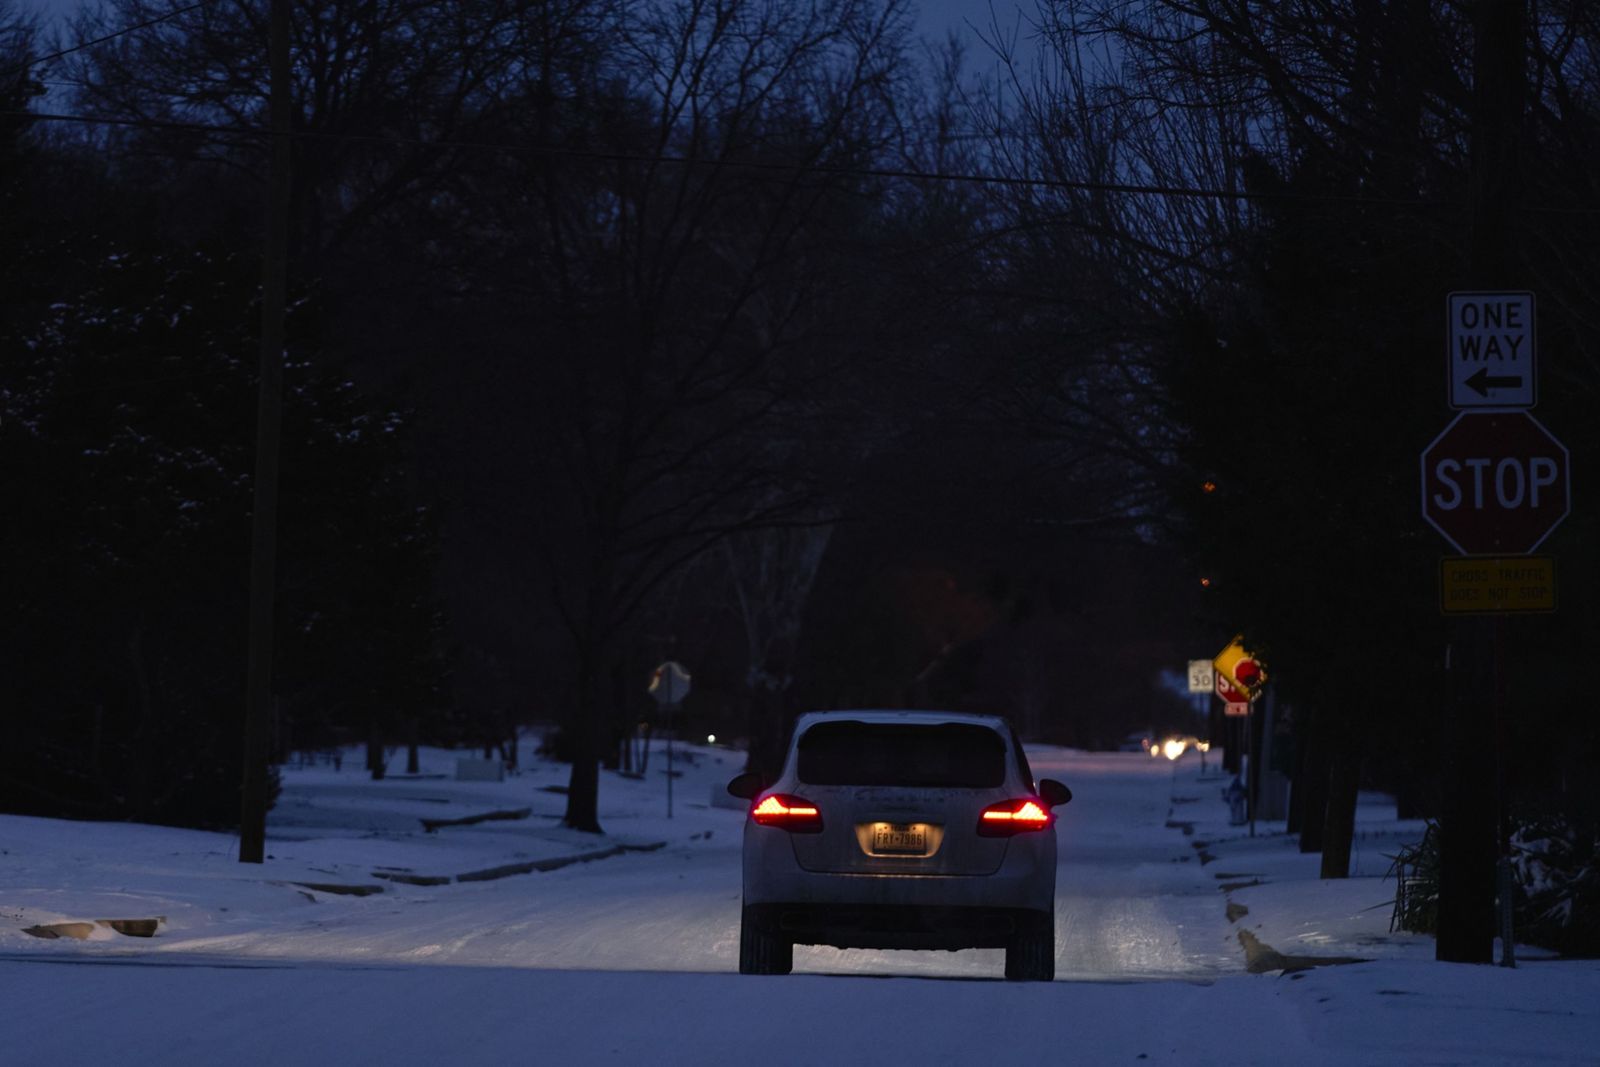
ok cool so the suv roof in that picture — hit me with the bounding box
[792,709,1012,734]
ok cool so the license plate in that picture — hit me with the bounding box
[872,823,927,854]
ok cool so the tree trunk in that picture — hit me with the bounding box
[1319,737,1362,879]
[270,698,287,766]
[602,660,626,771]
[127,625,155,818]
[1438,0,1523,964]
[366,729,386,781]
[564,715,603,832]
[1286,706,1307,834]
[744,683,788,782]
[1298,710,1329,854]
[1437,619,1497,962]
[1395,768,1434,820]
[406,716,420,775]
[564,642,605,833]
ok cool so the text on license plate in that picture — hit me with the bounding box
[872,823,928,854]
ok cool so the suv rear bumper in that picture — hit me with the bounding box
[743,828,1056,915]
[745,902,1051,951]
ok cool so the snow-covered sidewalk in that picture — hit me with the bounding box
[1167,756,1441,968]
[0,738,739,952]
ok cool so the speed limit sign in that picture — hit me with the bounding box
[1186,659,1215,694]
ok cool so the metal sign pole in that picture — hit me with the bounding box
[1248,701,1257,838]
[1495,615,1515,967]
[648,661,691,821]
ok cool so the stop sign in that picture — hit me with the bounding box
[1420,412,1570,554]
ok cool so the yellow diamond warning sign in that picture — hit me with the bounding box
[1213,635,1267,700]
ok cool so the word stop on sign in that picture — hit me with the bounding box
[1429,456,1560,510]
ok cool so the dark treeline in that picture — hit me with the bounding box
[1,0,1597,922]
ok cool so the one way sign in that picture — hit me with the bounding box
[1448,291,1536,410]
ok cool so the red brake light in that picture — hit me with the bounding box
[750,793,824,833]
[977,798,1052,837]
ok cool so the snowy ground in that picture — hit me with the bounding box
[2,738,1597,1065]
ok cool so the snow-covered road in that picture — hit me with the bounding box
[49,748,1238,981]
[5,743,1599,1065]
[448,750,1216,980]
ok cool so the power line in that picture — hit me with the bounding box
[0,106,1453,210]
[7,106,1600,217]
[2,2,209,82]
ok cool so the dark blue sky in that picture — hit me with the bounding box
[919,0,1042,69]
[26,0,1039,54]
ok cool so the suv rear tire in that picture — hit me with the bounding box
[739,905,793,975]
[1004,912,1054,981]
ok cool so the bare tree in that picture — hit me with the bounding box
[486,0,915,831]
[64,0,556,254]
[720,513,835,777]
[970,0,1600,885]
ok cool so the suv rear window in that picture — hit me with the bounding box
[796,721,1007,788]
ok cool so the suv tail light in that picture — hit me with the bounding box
[977,798,1052,837]
[750,793,824,833]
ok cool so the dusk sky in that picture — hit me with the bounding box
[27,0,1041,63]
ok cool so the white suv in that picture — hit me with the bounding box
[728,710,1071,980]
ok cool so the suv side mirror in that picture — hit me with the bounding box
[1038,778,1072,807]
[727,771,765,800]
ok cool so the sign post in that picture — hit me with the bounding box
[1425,285,1569,967]
[1214,637,1269,837]
[1186,660,1214,770]
[648,661,692,819]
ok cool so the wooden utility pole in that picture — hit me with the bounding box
[1436,0,1524,961]
[240,0,292,864]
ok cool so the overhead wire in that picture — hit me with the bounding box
[1,1,209,82]
[1,0,1596,216]
[0,106,1487,212]
[4,0,1596,215]
[13,105,1600,217]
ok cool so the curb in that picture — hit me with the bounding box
[1237,929,1366,974]
[386,840,669,888]
[273,841,672,898]
[1167,788,1366,977]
